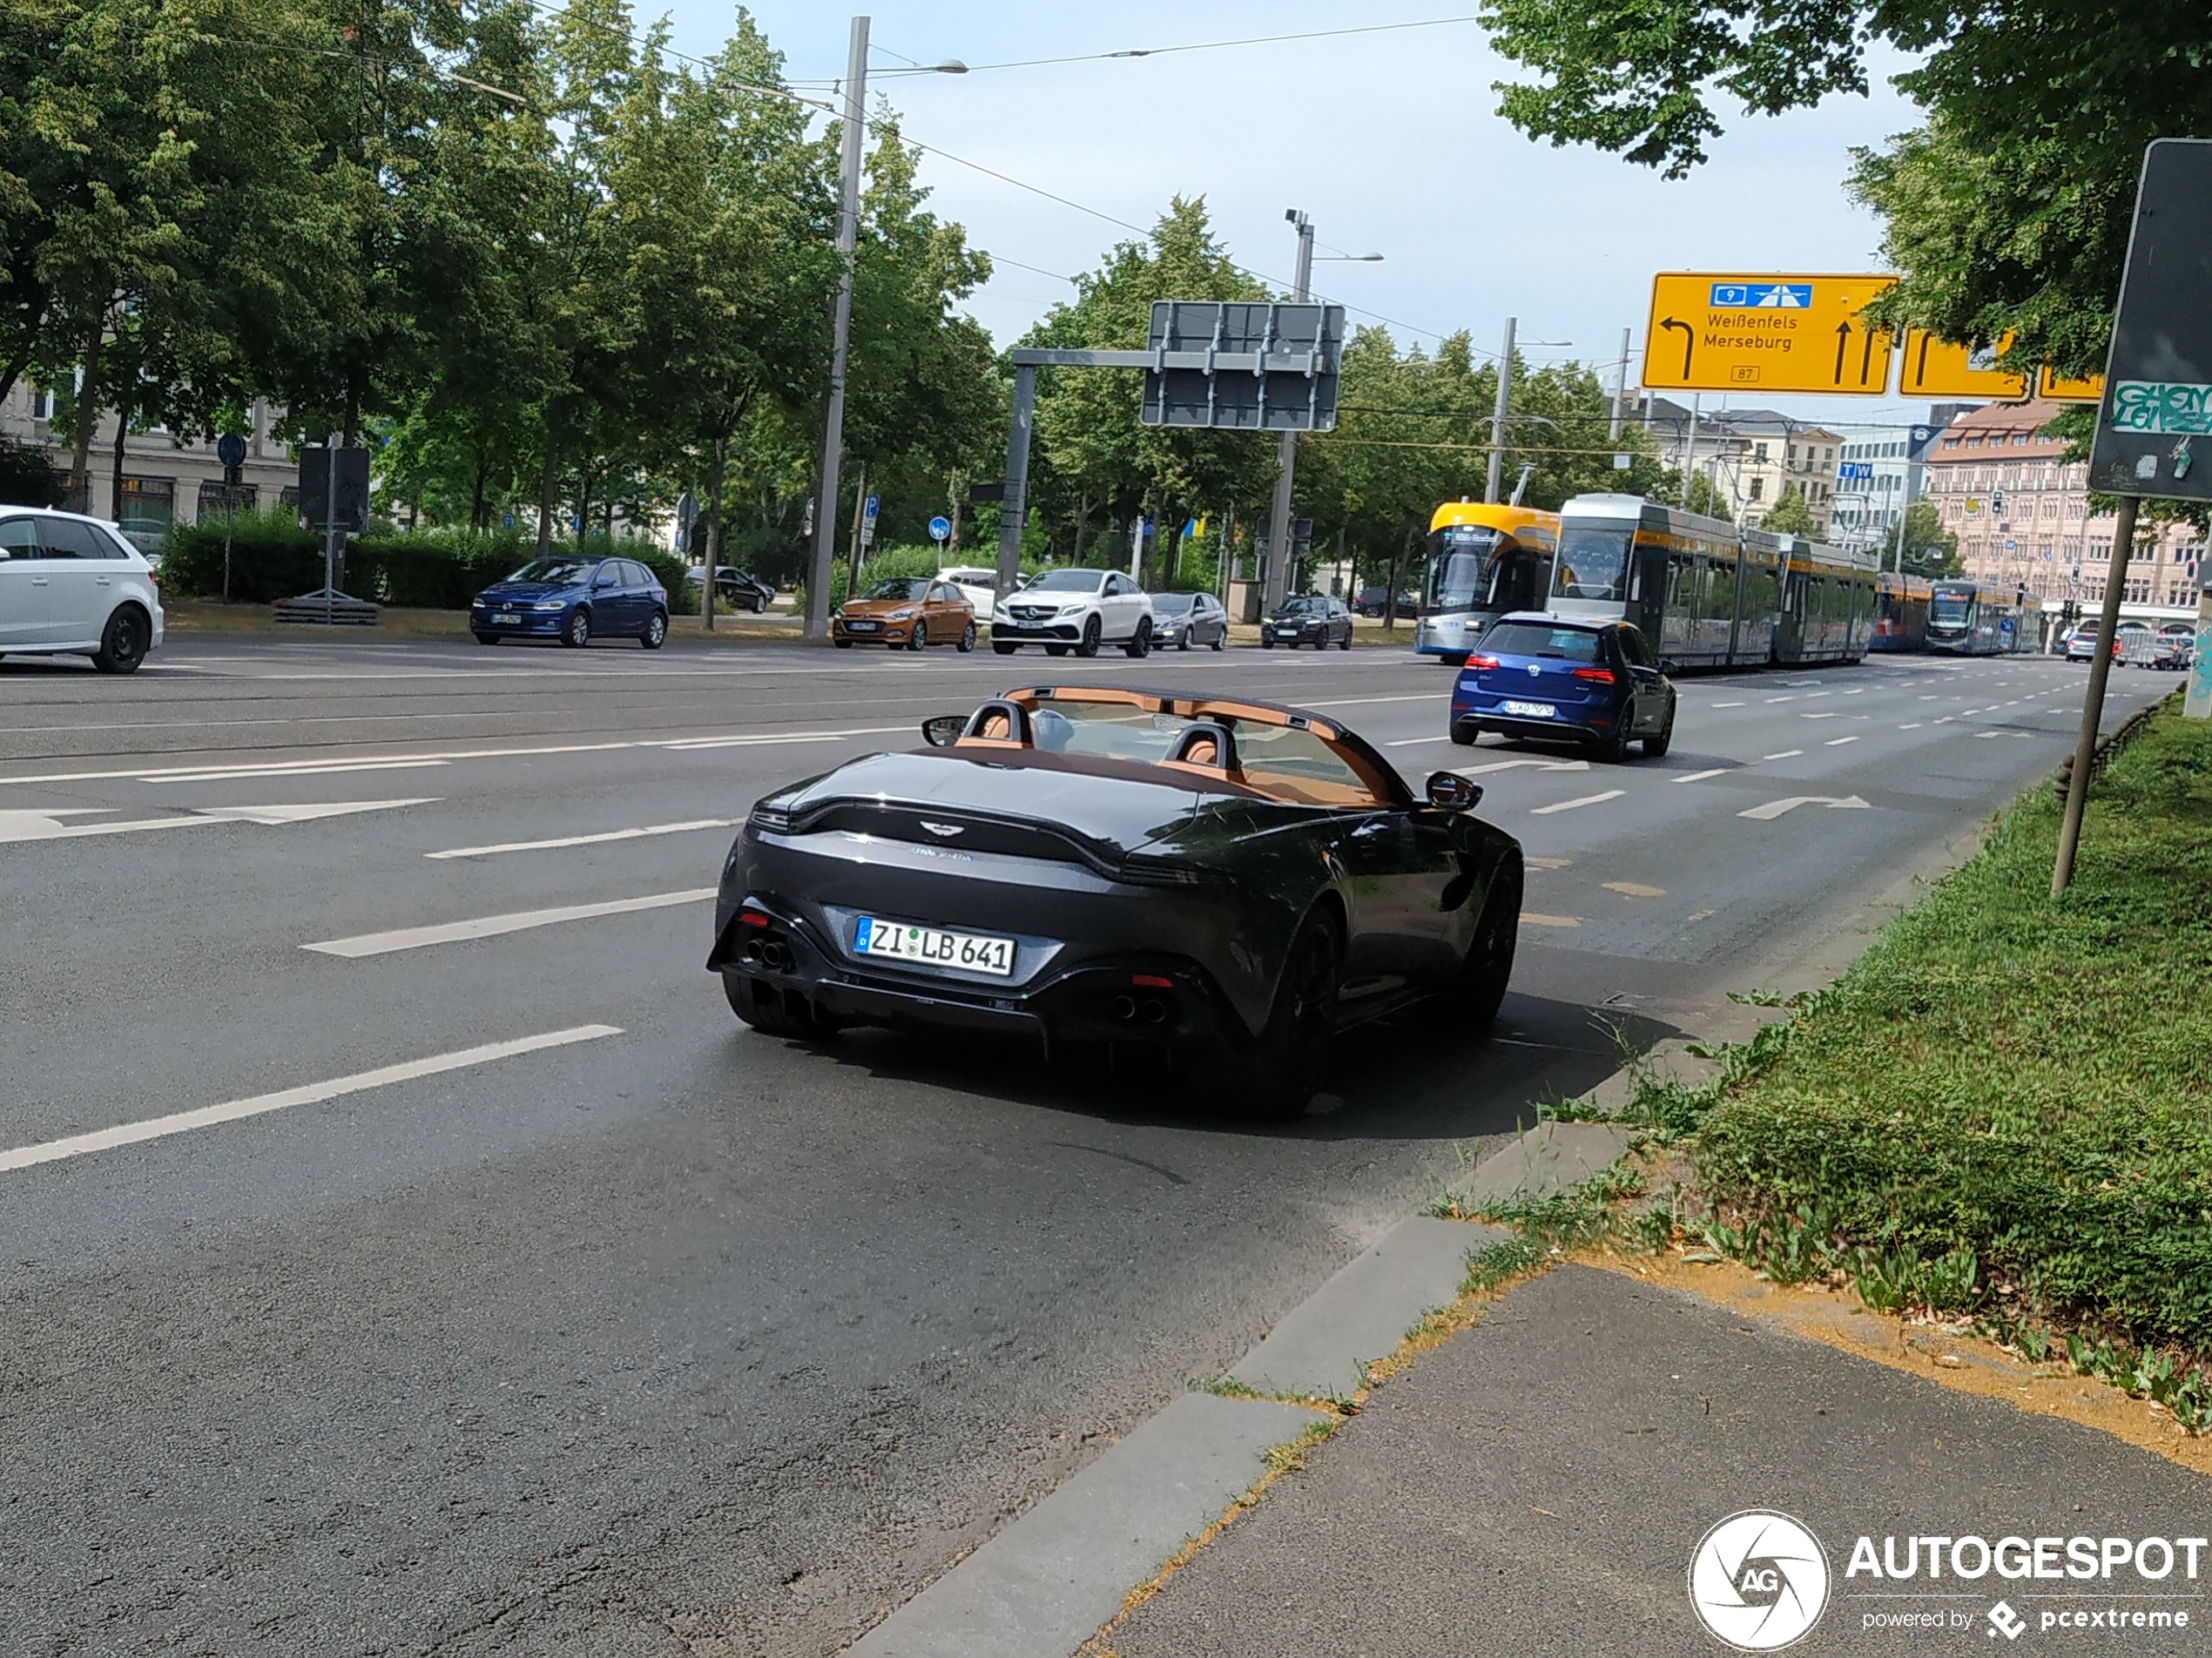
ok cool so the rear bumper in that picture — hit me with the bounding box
[706,828,1288,1049]
[1451,696,1616,746]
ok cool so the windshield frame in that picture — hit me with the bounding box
[503,557,601,586]
[858,576,932,603]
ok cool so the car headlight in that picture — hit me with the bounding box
[887,608,914,621]
[749,804,794,833]
[532,601,565,611]
[1058,603,1086,617]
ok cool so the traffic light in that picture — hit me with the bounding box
[1991,489,2007,517]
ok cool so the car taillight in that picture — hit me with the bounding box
[1466,654,1501,671]
[1571,667,1617,684]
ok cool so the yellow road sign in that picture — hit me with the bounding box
[2037,366,2104,403]
[1642,273,1898,394]
[1898,328,2029,399]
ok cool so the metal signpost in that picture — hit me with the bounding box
[993,299,1344,607]
[678,490,710,630]
[804,14,869,642]
[928,515,951,547]
[214,433,246,602]
[286,442,371,624]
[1642,273,1899,394]
[2054,138,2212,896]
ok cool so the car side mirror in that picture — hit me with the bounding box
[1658,658,1680,675]
[1425,772,1483,812]
[921,714,966,748]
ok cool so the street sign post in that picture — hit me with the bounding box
[2056,138,2212,895]
[860,492,880,549]
[1642,273,1897,394]
[927,515,951,545]
[1898,329,2030,399]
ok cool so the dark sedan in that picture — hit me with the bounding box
[1450,613,1675,761]
[1263,595,1354,650]
[691,566,776,611]
[707,684,1522,1115]
[473,555,669,648]
[1150,591,1229,650]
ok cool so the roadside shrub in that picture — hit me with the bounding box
[0,436,64,509]
[159,508,323,601]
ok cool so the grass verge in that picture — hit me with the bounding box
[1685,697,2212,1425]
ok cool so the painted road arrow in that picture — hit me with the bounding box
[0,799,438,845]
[1738,794,1871,821]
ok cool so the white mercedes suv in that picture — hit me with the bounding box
[0,506,165,672]
[990,568,1154,658]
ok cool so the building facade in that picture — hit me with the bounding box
[1,382,301,551]
[1621,398,1841,532]
[1922,400,2207,612]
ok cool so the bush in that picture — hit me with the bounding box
[0,437,64,509]
[160,508,324,601]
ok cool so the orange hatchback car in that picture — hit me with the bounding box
[833,576,978,651]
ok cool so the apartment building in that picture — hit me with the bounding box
[1619,397,1841,532]
[1921,400,2207,608]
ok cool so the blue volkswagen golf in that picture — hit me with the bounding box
[472,555,670,649]
[1449,612,1676,761]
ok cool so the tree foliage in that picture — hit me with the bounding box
[1759,485,1814,536]
[1474,0,2212,375]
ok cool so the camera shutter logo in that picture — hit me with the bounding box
[1688,1511,1831,1650]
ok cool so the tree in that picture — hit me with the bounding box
[1474,1,2212,376]
[1758,485,1814,536]
[1897,497,1961,577]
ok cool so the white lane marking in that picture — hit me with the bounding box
[1604,881,1665,898]
[154,758,450,784]
[1764,695,1798,704]
[1844,688,1865,695]
[1384,735,1454,748]
[0,1025,622,1175]
[1529,789,1625,815]
[1303,694,1443,709]
[303,888,718,958]
[1454,758,1590,775]
[1739,794,1871,820]
[0,799,435,845]
[0,726,915,789]
[1521,912,1580,927]
[1898,723,1923,730]
[1824,736,1861,746]
[1711,701,1746,708]
[428,819,740,859]
[1673,769,1729,783]
[1802,711,1840,719]
[1763,749,1804,760]
[1525,856,1572,869]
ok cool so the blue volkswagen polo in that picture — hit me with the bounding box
[1449,612,1676,761]
[472,555,670,649]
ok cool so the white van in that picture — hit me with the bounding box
[0,506,165,671]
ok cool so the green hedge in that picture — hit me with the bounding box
[161,517,698,613]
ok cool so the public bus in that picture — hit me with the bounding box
[1925,579,2040,655]
[1869,572,1932,652]
[1414,502,1560,661]
[1544,493,1878,668]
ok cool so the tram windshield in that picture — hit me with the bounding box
[1930,588,1976,627]
[1553,524,1635,602]
[1424,526,1501,614]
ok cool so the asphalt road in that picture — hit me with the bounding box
[0,632,2170,1655]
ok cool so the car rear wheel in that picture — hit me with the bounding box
[1123,617,1151,658]
[563,608,591,648]
[1459,860,1521,1032]
[1450,723,1478,746]
[1076,617,1102,658]
[640,610,666,650]
[723,969,838,1040]
[1225,907,1342,1119]
[92,605,149,674]
[1595,718,1631,764]
[958,623,976,653]
[1642,704,1674,758]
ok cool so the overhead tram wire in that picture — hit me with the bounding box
[872,16,1484,76]
[518,0,1472,347]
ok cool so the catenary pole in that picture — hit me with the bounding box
[1484,316,1516,503]
[2052,494,2139,897]
[804,15,868,641]
[1262,211,1315,611]
[1607,327,1630,442]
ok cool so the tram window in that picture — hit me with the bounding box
[1554,524,1633,601]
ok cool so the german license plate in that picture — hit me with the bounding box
[1501,699,1556,718]
[854,915,1015,977]
[498,611,518,623]
[848,620,879,631]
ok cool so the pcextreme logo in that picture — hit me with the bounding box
[1689,1510,1833,1650]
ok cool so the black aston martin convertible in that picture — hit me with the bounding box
[706,684,1523,1112]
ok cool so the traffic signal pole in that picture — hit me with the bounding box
[2051,494,2138,898]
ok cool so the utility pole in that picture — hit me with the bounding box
[1262,208,1315,612]
[1484,315,1516,504]
[1608,326,1630,442]
[804,15,868,641]
[1681,394,1702,510]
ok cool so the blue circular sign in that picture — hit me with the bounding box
[215,433,246,468]
[928,516,952,543]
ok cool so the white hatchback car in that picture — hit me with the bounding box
[0,506,165,672]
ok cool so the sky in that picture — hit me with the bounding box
[653,1,1942,436]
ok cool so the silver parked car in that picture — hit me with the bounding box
[0,506,165,672]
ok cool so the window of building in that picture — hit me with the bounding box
[1754,441,1769,461]
[2012,434,2028,446]
[118,476,174,543]
[1749,477,1764,501]
[197,480,257,519]
[29,388,51,421]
